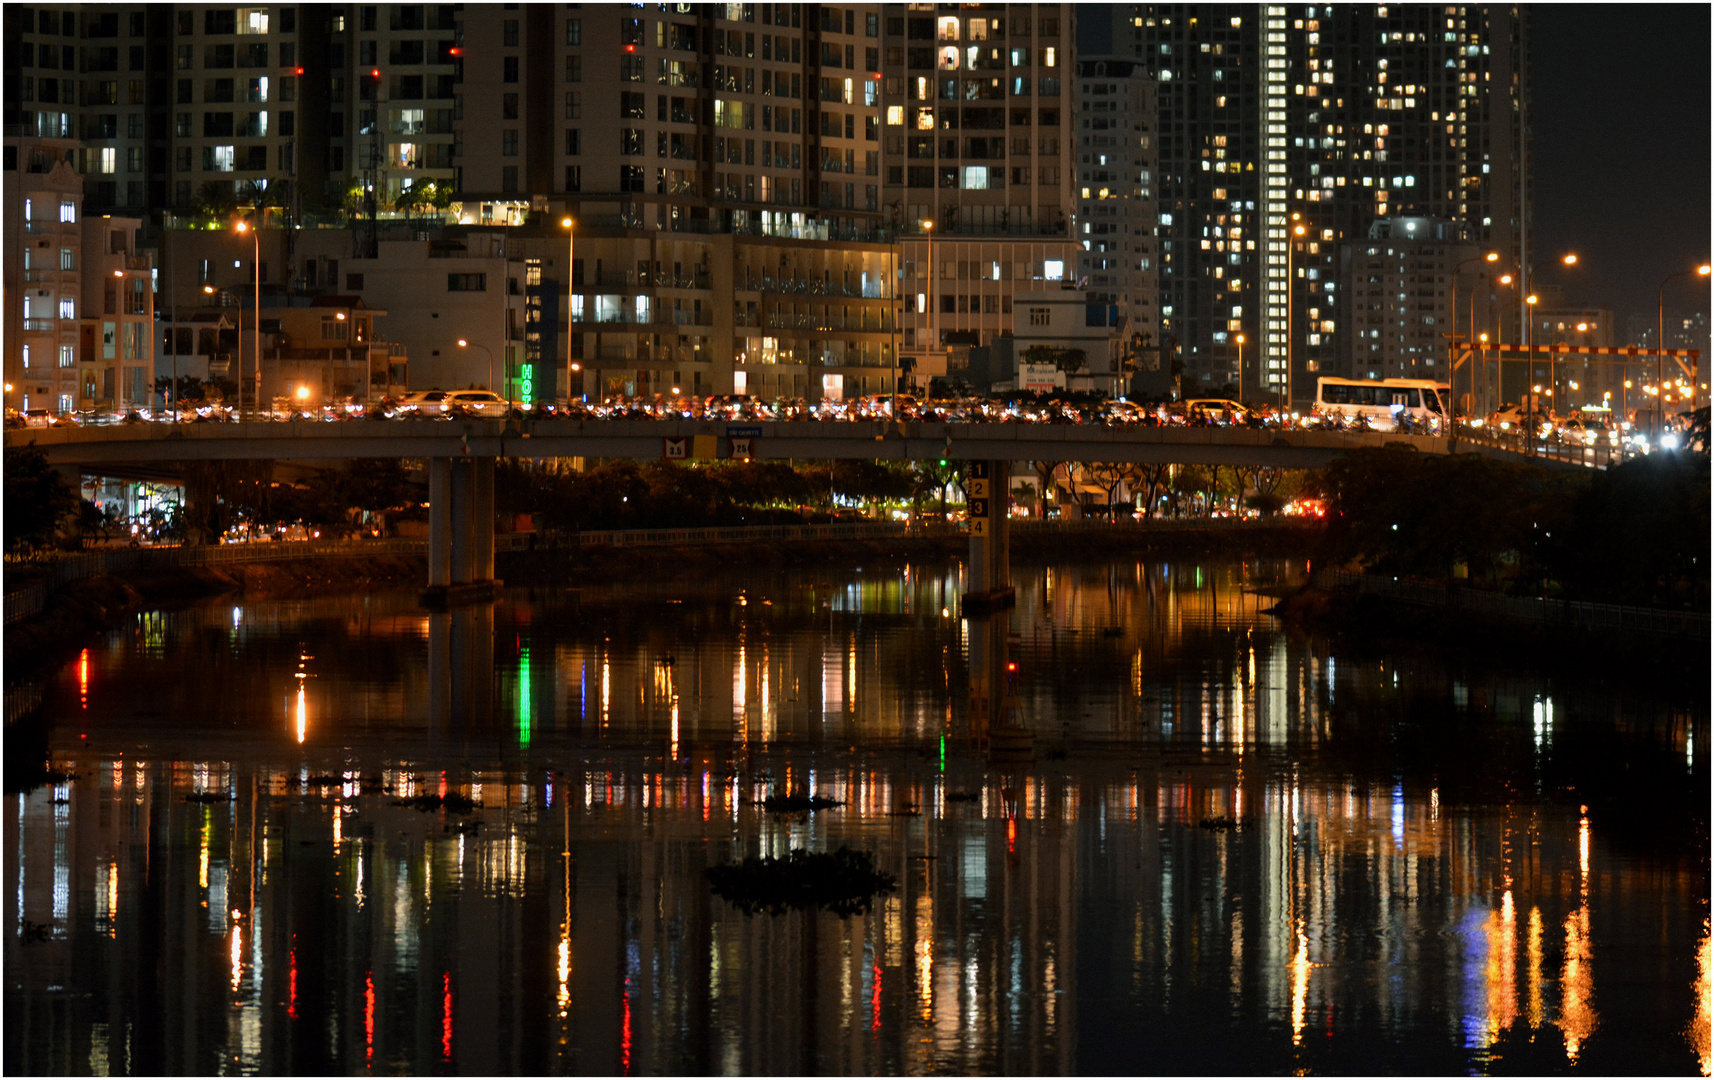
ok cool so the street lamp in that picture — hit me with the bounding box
[1285,220,1306,413]
[561,216,578,406]
[1234,333,1245,405]
[1657,264,1711,442]
[235,220,261,417]
[922,218,934,394]
[1449,252,1499,421]
[458,338,494,398]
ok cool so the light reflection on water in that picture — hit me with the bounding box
[4,559,1707,1075]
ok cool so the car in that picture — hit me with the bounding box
[1556,414,1618,446]
[1183,398,1254,425]
[397,389,508,416]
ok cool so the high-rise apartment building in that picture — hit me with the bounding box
[880,3,1079,383]
[1073,58,1158,378]
[6,3,1084,402]
[1109,4,1526,404]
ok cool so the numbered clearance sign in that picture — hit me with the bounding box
[728,436,754,460]
[663,437,688,459]
[967,478,989,499]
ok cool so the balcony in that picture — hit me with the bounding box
[22,320,55,333]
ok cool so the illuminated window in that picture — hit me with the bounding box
[886,105,903,125]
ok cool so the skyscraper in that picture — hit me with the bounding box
[1109,4,1526,405]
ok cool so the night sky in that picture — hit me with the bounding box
[1077,5,1713,331]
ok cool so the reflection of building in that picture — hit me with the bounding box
[3,134,155,415]
[9,567,1703,1074]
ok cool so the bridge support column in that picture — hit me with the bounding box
[427,457,452,589]
[962,459,1014,613]
[423,456,502,608]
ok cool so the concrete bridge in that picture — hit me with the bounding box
[4,417,1554,610]
[5,416,1588,752]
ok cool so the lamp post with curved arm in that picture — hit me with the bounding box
[1449,251,1498,421]
[1658,264,1711,443]
[458,338,493,399]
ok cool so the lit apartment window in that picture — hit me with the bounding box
[59,201,76,223]
[58,299,75,320]
[59,344,76,367]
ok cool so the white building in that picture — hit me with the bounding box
[991,287,1121,395]
[4,134,154,415]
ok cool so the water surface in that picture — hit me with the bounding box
[6,559,1707,1074]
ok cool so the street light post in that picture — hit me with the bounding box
[1284,222,1304,414]
[458,339,494,402]
[1657,264,1711,445]
[922,218,934,397]
[1449,252,1498,423]
[561,216,577,407]
[1235,333,1244,406]
[235,221,261,417]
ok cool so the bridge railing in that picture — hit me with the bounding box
[1313,569,1708,638]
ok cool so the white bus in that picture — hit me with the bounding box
[1314,377,1449,431]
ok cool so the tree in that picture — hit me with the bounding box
[180,459,276,542]
[77,500,124,547]
[4,448,78,555]
[193,180,237,224]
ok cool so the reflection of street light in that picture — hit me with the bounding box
[458,338,494,397]
[561,216,577,405]
[235,220,261,417]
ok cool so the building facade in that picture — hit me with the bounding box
[4,135,155,415]
[1109,3,1527,405]
[1073,58,1158,375]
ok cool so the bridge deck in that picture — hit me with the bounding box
[6,418,1574,469]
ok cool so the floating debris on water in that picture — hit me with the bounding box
[706,846,898,917]
[394,792,479,814]
[758,792,842,812]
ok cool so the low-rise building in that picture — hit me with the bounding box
[4,134,154,415]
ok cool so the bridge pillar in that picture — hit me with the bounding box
[423,456,501,608]
[427,457,452,589]
[962,459,1014,613]
[449,458,474,585]
[473,457,495,582]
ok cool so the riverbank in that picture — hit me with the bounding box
[1267,583,1710,690]
[4,522,1317,675]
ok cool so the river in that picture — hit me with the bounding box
[5,557,1708,1075]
